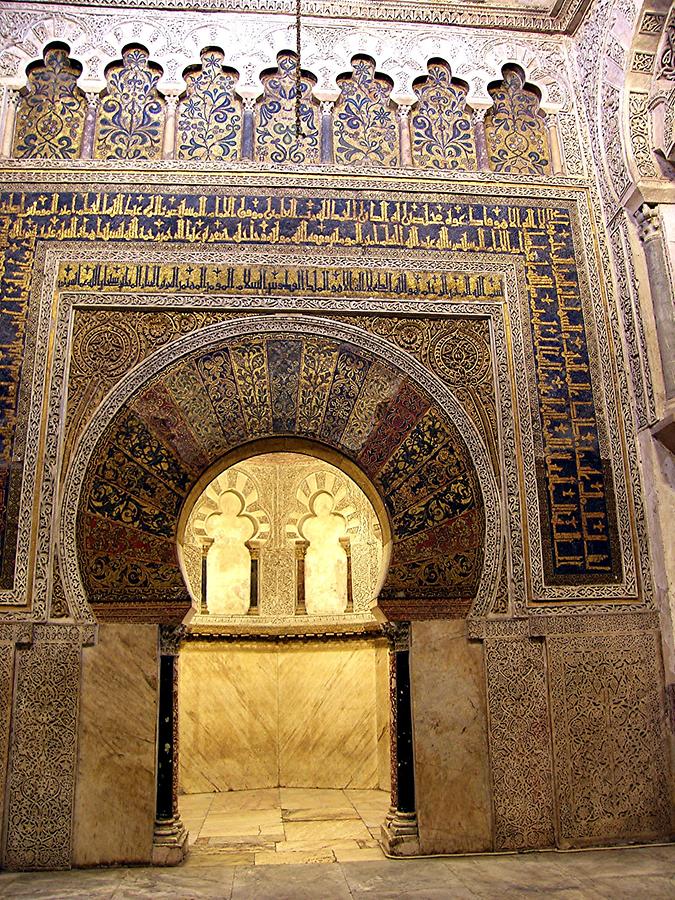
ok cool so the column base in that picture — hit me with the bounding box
[152,816,188,866]
[380,807,420,857]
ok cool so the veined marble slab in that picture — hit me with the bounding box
[179,638,390,793]
[72,624,158,866]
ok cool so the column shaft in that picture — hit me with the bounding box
[0,89,19,159]
[636,204,675,400]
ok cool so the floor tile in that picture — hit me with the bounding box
[254,849,337,866]
[284,818,372,843]
[0,868,125,898]
[584,873,675,899]
[282,805,358,822]
[279,788,351,809]
[232,862,352,898]
[209,789,280,813]
[112,865,235,899]
[550,845,675,877]
[341,858,476,898]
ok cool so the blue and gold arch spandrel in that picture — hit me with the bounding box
[75,328,486,623]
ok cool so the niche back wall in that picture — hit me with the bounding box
[178,637,391,792]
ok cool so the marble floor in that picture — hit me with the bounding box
[180,787,390,866]
[0,843,673,898]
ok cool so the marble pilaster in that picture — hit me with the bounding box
[72,625,158,866]
[410,620,492,854]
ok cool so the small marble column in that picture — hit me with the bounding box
[340,536,354,613]
[635,203,675,400]
[247,539,261,615]
[200,538,213,615]
[152,625,188,866]
[80,92,100,159]
[162,93,179,160]
[380,622,420,856]
[0,89,20,159]
[295,540,308,614]
[472,107,490,171]
[241,97,256,160]
[397,104,413,167]
[545,113,564,175]
[320,100,334,164]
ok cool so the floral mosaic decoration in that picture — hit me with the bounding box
[95,45,165,160]
[411,59,477,170]
[484,65,551,175]
[255,52,320,165]
[177,49,242,161]
[12,44,86,159]
[333,55,399,166]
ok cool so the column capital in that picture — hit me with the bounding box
[85,92,101,109]
[381,621,410,651]
[396,103,412,121]
[7,87,21,108]
[320,100,335,115]
[164,92,180,112]
[159,624,186,656]
[242,96,257,112]
[472,107,488,125]
[635,203,661,243]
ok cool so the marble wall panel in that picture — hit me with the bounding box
[375,642,391,791]
[179,640,279,792]
[277,639,382,789]
[411,620,493,853]
[484,638,555,849]
[179,638,388,792]
[72,624,158,866]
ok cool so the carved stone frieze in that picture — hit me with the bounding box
[0,5,575,117]
[0,0,594,43]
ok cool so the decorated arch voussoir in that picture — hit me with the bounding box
[61,316,500,624]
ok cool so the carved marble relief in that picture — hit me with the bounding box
[547,632,671,845]
[484,638,555,849]
[203,492,255,616]
[333,56,399,166]
[177,48,241,161]
[255,52,320,165]
[484,65,551,175]
[12,44,86,159]
[3,629,81,869]
[300,491,349,616]
[411,59,477,170]
[94,45,165,160]
[0,641,14,851]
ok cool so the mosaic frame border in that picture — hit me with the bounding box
[0,171,652,622]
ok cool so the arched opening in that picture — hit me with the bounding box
[176,449,391,861]
[60,316,498,863]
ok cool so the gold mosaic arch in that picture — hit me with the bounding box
[60,316,500,625]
